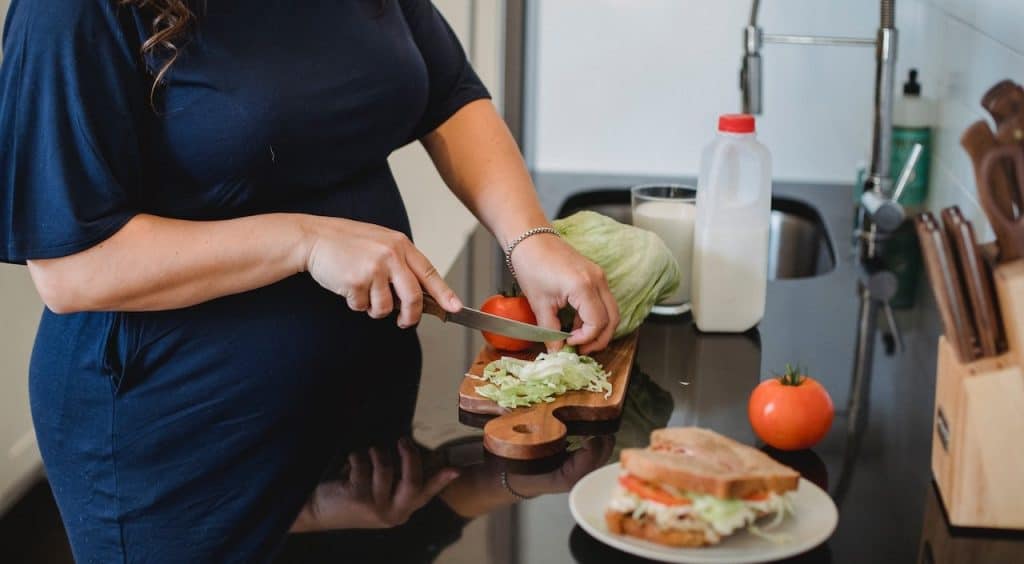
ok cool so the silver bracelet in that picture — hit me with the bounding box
[504,227,560,279]
[500,470,535,501]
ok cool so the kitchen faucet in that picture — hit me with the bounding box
[740,0,922,441]
[741,0,904,252]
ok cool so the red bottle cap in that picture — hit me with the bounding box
[718,114,756,133]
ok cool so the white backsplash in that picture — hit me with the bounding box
[527,0,877,185]
[528,0,1024,242]
[902,0,1024,243]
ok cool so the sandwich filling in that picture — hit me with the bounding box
[608,473,792,542]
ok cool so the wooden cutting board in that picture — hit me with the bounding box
[458,332,639,460]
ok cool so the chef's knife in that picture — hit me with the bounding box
[941,207,1002,357]
[916,213,977,362]
[422,294,571,342]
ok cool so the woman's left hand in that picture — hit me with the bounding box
[509,233,619,354]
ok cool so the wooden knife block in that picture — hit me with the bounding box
[931,261,1024,529]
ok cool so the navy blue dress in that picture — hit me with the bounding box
[0,0,489,561]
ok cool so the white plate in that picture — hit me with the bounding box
[569,463,838,563]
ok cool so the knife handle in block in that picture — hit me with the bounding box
[942,207,1002,357]
[981,80,1024,127]
[995,113,1024,147]
[994,260,1024,364]
[961,121,1023,261]
[980,146,1024,262]
[916,213,976,362]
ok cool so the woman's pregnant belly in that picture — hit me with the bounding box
[27,162,424,559]
[31,274,423,559]
[118,274,422,445]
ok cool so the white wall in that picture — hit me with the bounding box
[898,0,1024,242]
[529,0,877,184]
[528,0,1024,240]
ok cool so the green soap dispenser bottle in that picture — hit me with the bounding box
[891,69,934,209]
[886,69,935,309]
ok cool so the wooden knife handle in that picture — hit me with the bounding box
[995,113,1024,147]
[421,294,449,320]
[942,207,1002,357]
[981,80,1024,127]
[961,121,1021,258]
[916,213,976,362]
[392,292,450,321]
[980,146,1024,262]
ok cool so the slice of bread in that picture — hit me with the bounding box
[620,427,799,499]
[605,510,715,547]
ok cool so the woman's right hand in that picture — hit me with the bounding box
[290,438,461,532]
[303,217,463,327]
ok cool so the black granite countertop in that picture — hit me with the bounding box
[275,173,1024,564]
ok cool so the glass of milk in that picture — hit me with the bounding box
[630,184,696,315]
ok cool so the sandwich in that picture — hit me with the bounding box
[605,427,799,547]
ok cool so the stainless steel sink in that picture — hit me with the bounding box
[556,189,835,280]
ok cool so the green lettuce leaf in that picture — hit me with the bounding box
[553,211,681,338]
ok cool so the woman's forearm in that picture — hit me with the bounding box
[27,213,313,313]
[421,100,551,247]
[439,464,555,519]
[422,100,619,352]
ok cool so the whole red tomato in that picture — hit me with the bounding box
[479,294,538,352]
[748,365,834,451]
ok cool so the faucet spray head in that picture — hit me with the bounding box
[741,25,763,114]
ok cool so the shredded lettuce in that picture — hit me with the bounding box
[473,348,612,408]
[748,496,794,544]
[688,491,792,537]
[689,494,756,536]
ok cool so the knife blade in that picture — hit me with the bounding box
[422,294,570,342]
[941,206,1001,357]
[916,212,977,362]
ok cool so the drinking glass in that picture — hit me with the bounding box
[630,184,696,315]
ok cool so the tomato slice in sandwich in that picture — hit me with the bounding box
[618,475,691,506]
[743,491,770,501]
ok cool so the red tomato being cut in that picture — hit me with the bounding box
[479,294,538,352]
[748,364,834,451]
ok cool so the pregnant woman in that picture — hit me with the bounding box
[0,1,619,561]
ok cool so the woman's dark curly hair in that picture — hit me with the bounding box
[117,0,203,104]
